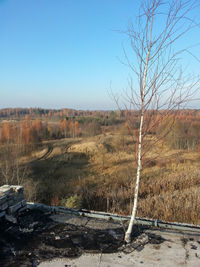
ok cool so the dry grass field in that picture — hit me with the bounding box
[19,130,200,225]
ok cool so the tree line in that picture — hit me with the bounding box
[1,110,200,151]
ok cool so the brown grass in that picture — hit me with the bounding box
[15,132,200,225]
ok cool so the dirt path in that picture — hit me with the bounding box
[34,138,82,161]
[37,145,53,160]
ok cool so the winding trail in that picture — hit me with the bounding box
[37,145,53,160]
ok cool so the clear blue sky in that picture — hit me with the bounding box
[0,0,199,110]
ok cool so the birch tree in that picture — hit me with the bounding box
[122,0,200,243]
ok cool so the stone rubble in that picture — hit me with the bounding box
[0,185,26,222]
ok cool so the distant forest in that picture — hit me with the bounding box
[0,107,124,120]
[1,108,200,151]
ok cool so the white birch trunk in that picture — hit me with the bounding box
[124,9,153,243]
[125,112,144,243]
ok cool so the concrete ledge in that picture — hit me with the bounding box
[0,185,26,220]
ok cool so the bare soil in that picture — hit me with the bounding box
[0,208,165,267]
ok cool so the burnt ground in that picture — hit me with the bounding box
[0,209,166,267]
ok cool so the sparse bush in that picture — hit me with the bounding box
[157,119,200,151]
[61,194,82,209]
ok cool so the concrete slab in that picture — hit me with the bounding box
[0,185,13,195]
[50,214,89,226]
[50,213,124,230]
[39,227,200,267]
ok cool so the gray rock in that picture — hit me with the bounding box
[8,201,23,214]
[0,202,8,211]
[5,214,17,224]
